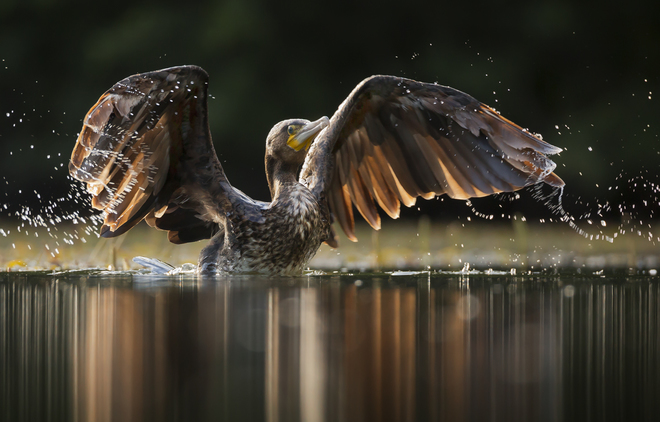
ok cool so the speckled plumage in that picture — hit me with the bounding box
[198,184,331,274]
[69,65,564,275]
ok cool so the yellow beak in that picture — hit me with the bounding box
[287,116,330,152]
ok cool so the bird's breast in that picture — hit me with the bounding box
[221,185,329,274]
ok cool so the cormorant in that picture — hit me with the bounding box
[69,66,563,274]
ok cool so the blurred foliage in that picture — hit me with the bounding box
[2,220,659,271]
[0,0,658,215]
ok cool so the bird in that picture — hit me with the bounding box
[69,65,563,275]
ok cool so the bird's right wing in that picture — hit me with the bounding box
[69,66,253,244]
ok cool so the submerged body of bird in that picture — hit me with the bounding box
[69,66,563,275]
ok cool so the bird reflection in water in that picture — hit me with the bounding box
[1,275,658,422]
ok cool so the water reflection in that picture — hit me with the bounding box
[1,274,659,422]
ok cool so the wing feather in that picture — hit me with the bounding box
[69,66,245,243]
[328,176,357,242]
[362,148,400,219]
[301,75,564,242]
[371,145,416,208]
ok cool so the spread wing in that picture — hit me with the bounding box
[301,75,564,242]
[69,65,249,244]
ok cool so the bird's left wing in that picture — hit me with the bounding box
[69,66,249,243]
[301,75,564,242]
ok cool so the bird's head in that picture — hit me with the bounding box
[266,116,329,160]
[264,116,328,196]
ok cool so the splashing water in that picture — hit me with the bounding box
[1,57,659,274]
[4,127,659,273]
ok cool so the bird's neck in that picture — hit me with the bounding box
[266,158,300,201]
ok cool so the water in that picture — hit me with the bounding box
[2,272,658,422]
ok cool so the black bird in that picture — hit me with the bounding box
[69,66,563,274]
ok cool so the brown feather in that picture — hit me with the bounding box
[329,179,357,242]
[69,66,234,244]
[302,75,564,241]
[347,164,381,230]
[363,156,400,219]
[371,145,416,207]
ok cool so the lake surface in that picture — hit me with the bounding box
[1,271,659,422]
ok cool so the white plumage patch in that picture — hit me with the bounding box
[286,186,317,239]
[288,188,316,215]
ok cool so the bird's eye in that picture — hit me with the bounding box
[287,125,296,136]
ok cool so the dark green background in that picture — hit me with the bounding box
[1,0,658,221]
